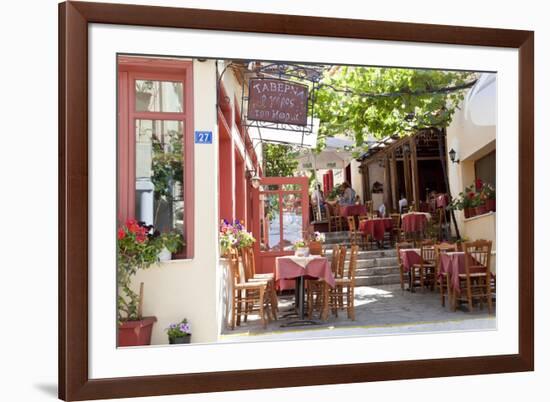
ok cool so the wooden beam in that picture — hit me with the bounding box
[383,155,393,212]
[363,161,371,201]
[390,149,398,211]
[361,160,371,201]
[410,137,420,210]
[403,146,412,204]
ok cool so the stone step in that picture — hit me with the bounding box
[355,265,400,277]
[355,273,402,286]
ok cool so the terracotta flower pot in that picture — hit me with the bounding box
[308,241,323,255]
[485,198,496,212]
[169,334,191,344]
[118,316,157,347]
[463,208,471,219]
[475,204,487,216]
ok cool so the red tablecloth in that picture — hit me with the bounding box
[399,248,422,273]
[401,213,430,233]
[275,256,335,290]
[340,204,367,217]
[359,218,393,241]
[439,252,485,292]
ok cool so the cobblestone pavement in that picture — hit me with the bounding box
[220,284,496,341]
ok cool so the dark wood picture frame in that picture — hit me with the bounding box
[59,1,534,400]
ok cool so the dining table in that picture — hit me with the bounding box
[275,255,334,326]
[359,218,393,242]
[438,251,490,309]
[339,204,368,217]
[401,212,431,233]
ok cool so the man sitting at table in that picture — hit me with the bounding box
[398,194,408,213]
[339,181,356,205]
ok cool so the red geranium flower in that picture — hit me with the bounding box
[117,228,126,240]
[475,179,483,191]
[125,219,140,234]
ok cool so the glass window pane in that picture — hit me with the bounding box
[261,193,281,251]
[281,193,303,251]
[135,80,183,113]
[135,119,185,244]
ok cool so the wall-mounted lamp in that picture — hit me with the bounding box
[448,148,460,164]
[246,169,261,189]
[402,143,411,156]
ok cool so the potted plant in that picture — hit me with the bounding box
[462,187,476,218]
[293,239,309,257]
[219,219,256,257]
[473,192,488,216]
[117,219,163,347]
[166,318,192,344]
[158,231,184,262]
[481,182,496,212]
[308,231,325,255]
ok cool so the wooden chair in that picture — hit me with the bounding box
[390,213,402,245]
[455,240,493,313]
[410,240,436,292]
[347,216,366,249]
[396,241,414,291]
[325,203,344,232]
[240,247,278,317]
[228,250,272,329]
[306,245,339,319]
[365,200,374,217]
[435,242,458,307]
[326,245,359,320]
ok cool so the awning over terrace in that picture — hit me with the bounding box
[295,136,355,170]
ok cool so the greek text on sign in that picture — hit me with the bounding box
[247,78,309,126]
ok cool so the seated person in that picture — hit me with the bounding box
[398,194,408,213]
[339,182,356,205]
[378,203,386,218]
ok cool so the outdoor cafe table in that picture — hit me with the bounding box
[340,204,367,217]
[275,255,335,323]
[401,212,431,233]
[398,248,421,290]
[438,251,490,309]
[359,218,393,242]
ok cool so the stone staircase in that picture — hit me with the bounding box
[322,231,401,287]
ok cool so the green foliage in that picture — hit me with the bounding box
[151,129,184,221]
[117,220,162,322]
[263,143,299,177]
[326,184,342,201]
[117,220,184,322]
[314,66,477,146]
[159,231,184,253]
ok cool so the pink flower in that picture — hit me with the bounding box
[117,228,126,240]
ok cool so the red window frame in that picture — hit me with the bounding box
[117,56,194,258]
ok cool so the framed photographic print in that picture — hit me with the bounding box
[59,1,534,400]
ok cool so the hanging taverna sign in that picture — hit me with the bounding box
[247,78,309,126]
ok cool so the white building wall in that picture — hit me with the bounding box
[350,159,364,203]
[446,73,497,256]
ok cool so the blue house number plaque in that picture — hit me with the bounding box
[194,131,213,144]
